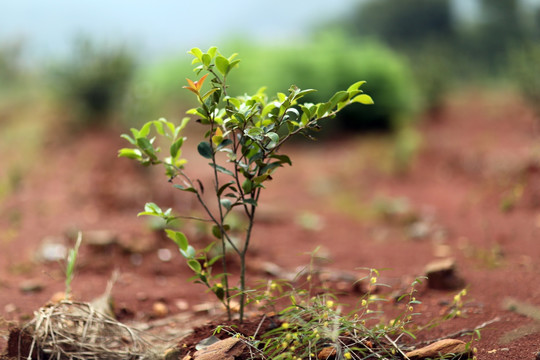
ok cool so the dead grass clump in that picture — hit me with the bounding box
[21,300,160,360]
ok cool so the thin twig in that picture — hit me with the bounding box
[417,316,501,345]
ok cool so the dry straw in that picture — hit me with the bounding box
[22,300,163,360]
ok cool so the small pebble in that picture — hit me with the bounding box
[19,280,44,293]
[175,299,189,310]
[49,291,70,303]
[152,301,168,317]
[4,303,16,313]
[38,239,67,262]
[157,248,172,262]
[130,253,143,266]
[136,292,148,301]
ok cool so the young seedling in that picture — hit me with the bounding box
[119,46,373,322]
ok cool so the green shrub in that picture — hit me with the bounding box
[0,41,24,87]
[408,43,456,113]
[227,36,420,133]
[50,37,137,128]
[121,56,204,128]
[508,44,540,117]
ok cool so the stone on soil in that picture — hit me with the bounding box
[425,258,465,290]
[19,279,44,293]
[85,230,118,247]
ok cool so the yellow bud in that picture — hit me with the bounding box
[282,322,290,329]
[344,352,352,359]
[361,299,367,307]
[370,277,377,284]
[326,300,335,308]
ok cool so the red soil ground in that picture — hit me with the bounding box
[1,91,540,359]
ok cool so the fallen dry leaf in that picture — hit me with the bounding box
[405,339,468,359]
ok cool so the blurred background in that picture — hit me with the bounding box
[2,0,540,201]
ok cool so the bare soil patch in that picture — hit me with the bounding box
[1,91,540,359]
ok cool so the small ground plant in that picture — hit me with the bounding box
[213,268,477,360]
[119,46,373,322]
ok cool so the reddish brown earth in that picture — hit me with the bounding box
[1,91,540,359]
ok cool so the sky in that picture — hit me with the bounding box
[3,0,539,65]
[1,0,359,63]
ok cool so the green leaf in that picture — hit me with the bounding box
[213,285,225,301]
[217,138,233,150]
[188,259,202,272]
[144,202,162,214]
[165,230,188,251]
[347,80,367,92]
[229,59,241,70]
[329,91,349,108]
[202,53,211,67]
[208,254,223,266]
[351,94,374,105]
[173,184,197,193]
[316,102,332,118]
[266,132,279,143]
[217,181,235,197]
[201,88,219,101]
[215,55,229,75]
[270,154,292,166]
[120,134,136,145]
[189,47,203,61]
[197,141,213,159]
[252,174,269,184]
[207,46,218,58]
[220,198,232,211]
[209,163,234,176]
[245,127,264,140]
[211,224,230,239]
[294,88,317,101]
[243,198,258,207]
[180,245,196,259]
[242,179,253,193]
[260,162,281,174]
[139,121,152,138]
[170,138,184,159]
[136,137,158,161]
[118,148,142,159]
[152,119,165,136]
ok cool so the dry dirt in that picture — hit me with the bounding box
[1,91,540,359]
